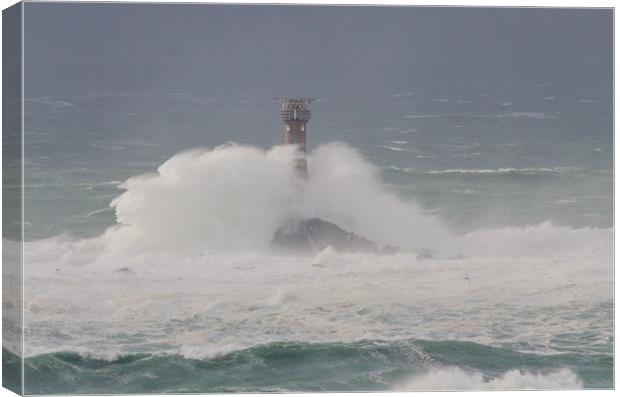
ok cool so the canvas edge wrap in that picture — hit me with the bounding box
[2,1,24,395]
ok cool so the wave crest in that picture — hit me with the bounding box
[85,142,453,258]
[397,367,583,391]
[427,166,580,175]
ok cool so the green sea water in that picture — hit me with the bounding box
[4,339,612,394]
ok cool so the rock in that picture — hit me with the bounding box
[271,217,380,255]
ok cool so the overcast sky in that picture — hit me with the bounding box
[24,3,613,96]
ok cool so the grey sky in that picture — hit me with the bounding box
[24,3,612,95]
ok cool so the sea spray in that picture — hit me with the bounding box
[302,143,454,251]
[396,366,583,391]
[107,144,302,255]
[18,142,613,392]
[51,142,454,265]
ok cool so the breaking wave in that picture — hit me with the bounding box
[7,339,610,394]
[16,142,613,393]
[426,166,579,175]
[397,367,583,391]
[386,166,583,176]
[44,142,454,262]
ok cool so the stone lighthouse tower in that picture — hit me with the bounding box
[278,98,313,178]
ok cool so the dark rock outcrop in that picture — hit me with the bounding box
[271,217,395,255]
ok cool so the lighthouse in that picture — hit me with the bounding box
[277,98,313,178]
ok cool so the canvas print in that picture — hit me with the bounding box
[2,2,614,394]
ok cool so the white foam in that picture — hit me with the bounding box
[403,112,554,120]
[396,367,583,391]
[179,343,250,360]
[380,145,406,152]
[20,143,613,361]
[427,167,577,175]
[22,221,612,358]
[26,97,74,108]
[497,112,553,120]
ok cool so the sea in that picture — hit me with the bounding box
[3,82,613,393]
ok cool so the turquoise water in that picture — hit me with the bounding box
[7,339,612,394]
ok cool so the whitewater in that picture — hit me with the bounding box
[9,142,612,393]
